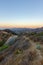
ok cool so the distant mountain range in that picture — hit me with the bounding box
[10,28,33,34]
[0,27,43,34]
[10,27,43,33]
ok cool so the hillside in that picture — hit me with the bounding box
[0,30,43,65]
[0,29,16,47]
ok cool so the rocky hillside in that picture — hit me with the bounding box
[0,29,16,47]
[0,31,43,65]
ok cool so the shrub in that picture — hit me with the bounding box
[36,45,41,50]
[0,45,8,51]
[15,49,23,54]
[0,40,5,47]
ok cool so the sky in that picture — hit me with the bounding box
[0,0,43,28]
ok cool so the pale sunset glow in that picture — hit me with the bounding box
[0,0,43,28]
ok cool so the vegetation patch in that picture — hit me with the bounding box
[36,44,41,50]
[0,40,5,47]
[0,44,8,51]
[15,49,23,54]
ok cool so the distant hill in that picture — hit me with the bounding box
[3,29,17,35]
[34,27,43,33]
[10,27,43,33]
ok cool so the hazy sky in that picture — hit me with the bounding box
[0,0,43,28]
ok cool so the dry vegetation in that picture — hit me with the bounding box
[0,31,43,65]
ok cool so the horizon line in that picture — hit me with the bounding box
[0,26,43,29]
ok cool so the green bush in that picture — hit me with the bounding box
[0,45,8,51]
